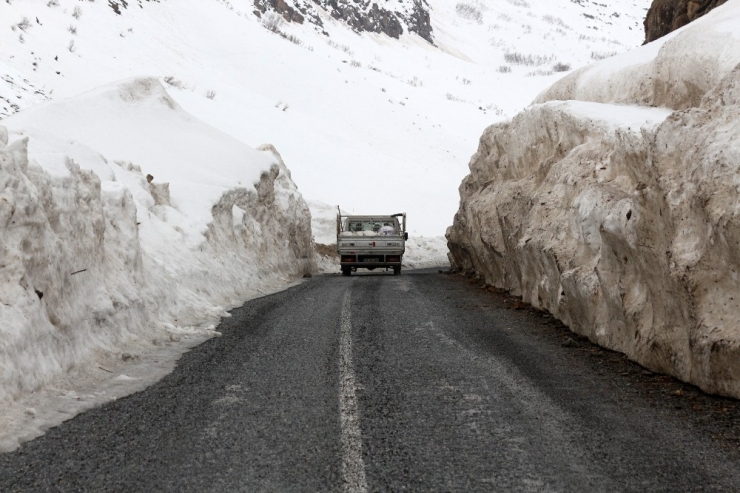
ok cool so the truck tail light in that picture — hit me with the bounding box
[341,255,356,263]
[386,255,401,263]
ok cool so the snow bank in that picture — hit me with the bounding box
[534,0,740,110]
[403,236,450,270]
[448,63,740,397]
[308,200,341,246]
[0,78,314,450]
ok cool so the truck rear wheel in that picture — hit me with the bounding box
[393,266,401,275]
[342,267,351,276]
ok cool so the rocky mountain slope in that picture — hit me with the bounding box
[644,0,729,42]
[253,0,434,43]
[448,0,740,398]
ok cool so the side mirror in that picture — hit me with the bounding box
[404,232,409,241]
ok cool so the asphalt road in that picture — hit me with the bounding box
[2,269,740,492]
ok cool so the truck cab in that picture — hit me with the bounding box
[336,213,407,276]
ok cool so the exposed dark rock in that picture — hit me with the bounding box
[108,0,162,15]
[253,0,433,44]
[400,0,434,44]
[108,0,124,15]
[316,0,402,38]
[644,0,729,43]
[562,337,579,348]
[254,0,308,24]
[254,0,318,26]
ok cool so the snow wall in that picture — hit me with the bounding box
[448,2,740,398]
[0,78,314,413]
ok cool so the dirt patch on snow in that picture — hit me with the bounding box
[315,243,338,259]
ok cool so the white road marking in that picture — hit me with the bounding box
[339,289,368,493]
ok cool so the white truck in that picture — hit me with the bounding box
[336,212,408,276]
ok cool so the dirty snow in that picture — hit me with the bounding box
[0,78,313,451]
[450,0,740,397]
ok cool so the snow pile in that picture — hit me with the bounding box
[449,13,740,396]
[534,0,740,109]
[403,236,450,270]
[308,200,341,246]
[0,77,314,450]
[305,200,341,272]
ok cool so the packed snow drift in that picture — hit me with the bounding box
[449,1,740,397]
[0,77,314,450]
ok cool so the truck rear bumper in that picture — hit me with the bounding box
[340,253,403,268]
[341,262,402,268]
[339,252,403,267]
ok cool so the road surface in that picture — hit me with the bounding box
[2,269,740,491]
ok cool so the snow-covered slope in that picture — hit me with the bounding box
[0,60,49,118]
[0,0,650,236]
[535,0,740,109]
[449,0,740,398]
[0,77,313,451]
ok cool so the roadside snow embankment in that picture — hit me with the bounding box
[448,61,740,397]
[450,0,740,397]
[534,0,740,110]
[0,78,314,450]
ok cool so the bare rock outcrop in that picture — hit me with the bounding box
[253,0,434,43]
[644,0,729,43]
[253,0,310,25]
[447,63,740,398]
